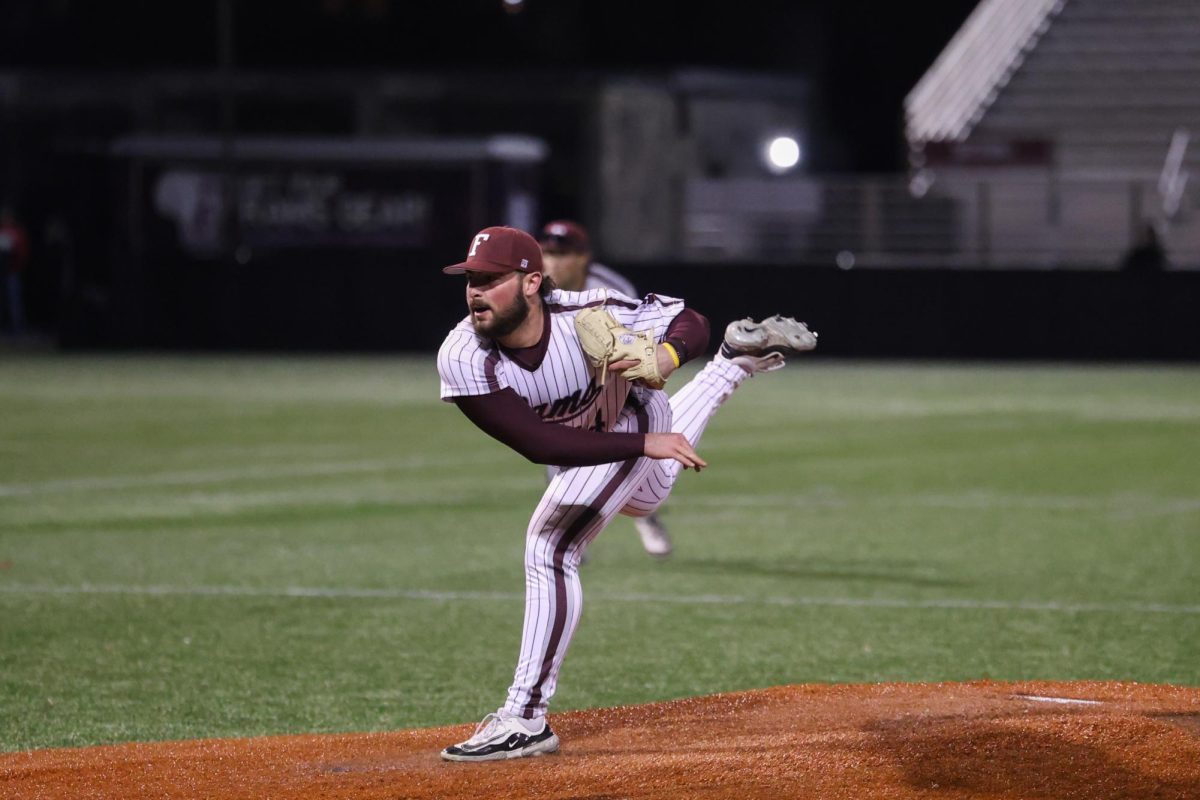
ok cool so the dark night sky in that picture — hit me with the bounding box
[0,0,980,170]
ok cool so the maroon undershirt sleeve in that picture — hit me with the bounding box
[664,308,710,365]
[452,307,709,468]
[454,389,647,467]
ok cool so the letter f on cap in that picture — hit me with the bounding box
[469,233,491,257]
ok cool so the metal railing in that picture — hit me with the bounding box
[681,174,1200,269]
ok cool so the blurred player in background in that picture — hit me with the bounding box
[538,220,636,301]
[0,205,29,335]
[537,220,673,558]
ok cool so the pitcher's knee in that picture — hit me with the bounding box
[526,502,578,541]
[618,498,662,518]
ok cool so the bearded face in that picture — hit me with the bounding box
[467,271,531,338]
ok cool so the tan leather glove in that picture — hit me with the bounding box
[574,306,666,389]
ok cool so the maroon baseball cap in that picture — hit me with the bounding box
[538,220,591,253]
[443,226,544,275]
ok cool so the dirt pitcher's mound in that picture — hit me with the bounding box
[4,681,1200,799]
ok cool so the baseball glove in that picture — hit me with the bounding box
[574,306,666,389]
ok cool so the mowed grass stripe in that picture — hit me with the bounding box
[686,491,1200,515]
[0,455,511,497]
[3,583,1199,616]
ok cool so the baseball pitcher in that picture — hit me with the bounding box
[436,226,816,761]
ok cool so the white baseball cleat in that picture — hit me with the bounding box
[718,315,817,374]
[633,513,672,558]
[440,710,560,762]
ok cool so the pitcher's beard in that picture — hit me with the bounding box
[472,290,529,338]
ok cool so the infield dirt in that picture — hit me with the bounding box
[3,680,1199,799]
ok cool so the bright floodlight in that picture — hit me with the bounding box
[765,136,801,174]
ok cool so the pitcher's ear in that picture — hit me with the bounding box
[524,271,543,297]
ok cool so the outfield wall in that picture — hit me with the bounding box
[59,262,1200,360]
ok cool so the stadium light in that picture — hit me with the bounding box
[763,135,802,175]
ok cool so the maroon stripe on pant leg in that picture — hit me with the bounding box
[522,402,650,718]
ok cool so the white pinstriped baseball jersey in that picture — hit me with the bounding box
[437,287,684,436]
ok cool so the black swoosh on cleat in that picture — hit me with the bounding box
[444,727,556,759]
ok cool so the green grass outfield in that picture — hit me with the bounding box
[1,355,1199,752]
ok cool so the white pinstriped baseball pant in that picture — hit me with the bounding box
[504,358,751,718]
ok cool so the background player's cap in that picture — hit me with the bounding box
[537,220,591,253]
[443,226,544,275]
